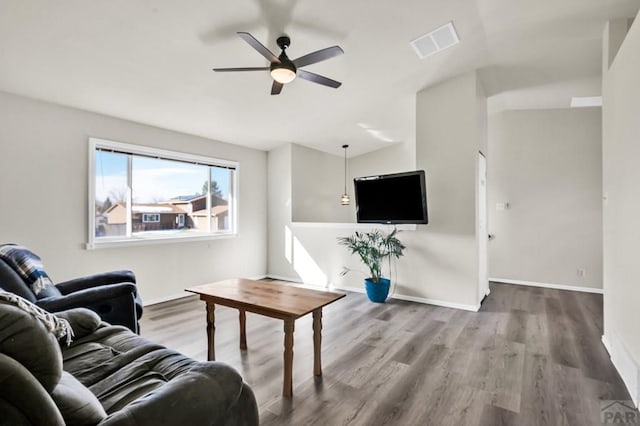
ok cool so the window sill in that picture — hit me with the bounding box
[86,232,237,250]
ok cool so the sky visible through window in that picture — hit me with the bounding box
[95,151,231,203]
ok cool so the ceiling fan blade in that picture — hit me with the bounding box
[213,67,269,72]
[293,46,344,68]
[297,69,342,88]
[271,81,284,95]
[237,32,280,63]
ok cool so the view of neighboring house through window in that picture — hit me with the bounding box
[91,138,236,246]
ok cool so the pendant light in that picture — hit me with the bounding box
[341,144,350,205]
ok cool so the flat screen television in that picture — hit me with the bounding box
[354,170,428,224]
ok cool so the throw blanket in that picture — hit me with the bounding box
[0,290,73,345]
[0,244,53,295]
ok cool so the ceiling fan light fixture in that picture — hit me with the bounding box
[214,32,343,94]
[270,65,296,84]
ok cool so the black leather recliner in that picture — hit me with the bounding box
[0,298,258,425]
[0,247,143,333]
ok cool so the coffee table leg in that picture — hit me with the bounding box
[239,309,247,350]
[313,309,322,376]
[206,303,215,361]
[283,318,295,397]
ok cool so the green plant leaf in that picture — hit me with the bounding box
[337,227,405,282]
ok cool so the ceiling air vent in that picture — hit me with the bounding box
[410,22,460,59]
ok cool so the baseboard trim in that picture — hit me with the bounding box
[602,333,639,407]
[143,292,195,306]
[331,284,480,312]
[264,274,304,283]
[602,335,612,354]
[267,274,480,312]
[248,274,269,281]
[489,277,603,294]
[263,274,480,311]
[144,274,270,306]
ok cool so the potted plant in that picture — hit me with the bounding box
[337,228,405,303]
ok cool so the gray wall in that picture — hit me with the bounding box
[0,91,268,304]
[602,14,640,405]
[488,108,603,289]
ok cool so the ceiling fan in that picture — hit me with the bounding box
[213,32,344,95]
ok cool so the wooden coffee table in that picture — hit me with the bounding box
[185,278,345,397]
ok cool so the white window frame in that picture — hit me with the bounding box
[87,138,239,249]
[142,213,160,223]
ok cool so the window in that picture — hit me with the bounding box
[142,214,160,223]
[89,138,238,248]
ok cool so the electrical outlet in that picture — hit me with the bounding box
[577,268,586,278]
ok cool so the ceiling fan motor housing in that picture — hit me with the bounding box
[276,36,291,50]
[271,36,296,82]
[271,55,296,73]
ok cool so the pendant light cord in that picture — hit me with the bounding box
[342,144,349,194]
[340,144,350,205]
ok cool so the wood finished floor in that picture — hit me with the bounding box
[140,282,635,425]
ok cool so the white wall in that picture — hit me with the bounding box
[291,144,351,223]
[602,14,640,406]
[488,108,603,290]
[414,71,486,309]
[0,91,267,304]
[349,138,416,179]
[267,143,294,279]
[267,142,383,286]
[290,140,418,225]
[266,71,487,311]
[347,138,418,218]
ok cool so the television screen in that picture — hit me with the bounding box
[354,170,428,224]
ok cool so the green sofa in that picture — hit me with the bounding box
[0,296,258,425]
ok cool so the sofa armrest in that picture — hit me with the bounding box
[0,353,65,426]
[0,301,63,391]
[37,283,137,313]
[56,270,137,294]
[54,308,102,339]
[57,271,143,321]
[98,362,257,426]
[224,382,259,426]
[38,283,139,333]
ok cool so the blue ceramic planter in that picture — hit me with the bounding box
[364,277,390,303]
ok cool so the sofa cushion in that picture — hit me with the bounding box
[61,324,260,425]
[51,371,107,426]
[0,291,73,344]
[0,261,38,302]
[0,244,59,297]
[0,399,32,426]
[97,362,245,426]
[62,326,195,413]
[56,308,102,339]
[0,353,66,426]
[0,298,64,392]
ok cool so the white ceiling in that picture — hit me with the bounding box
[0,0,637,157]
